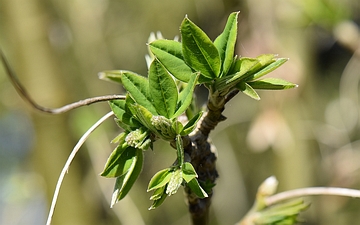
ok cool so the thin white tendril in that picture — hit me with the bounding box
[46,111,115,225]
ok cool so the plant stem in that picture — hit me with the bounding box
[185,89,230,225]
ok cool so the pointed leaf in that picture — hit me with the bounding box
[149,59,178,118]
[237,82,260,100]
[98,70,123,84]
[110,148,143,206]
[181,16,221,78]
[248,78,297,90]
[173,73,199,118]
[149,186,168,210]
[182,162,198,183]
[101,146,138,178]
[127,104,159,134]
[149,40,193,82]
[226,57,259,84]
[187,178,208,198]
[147,168,172,191]
[109,100,141,130]
[120,71,157,115]
[251,58,288,80]
[181,111,203,135]
[214,11,239,75]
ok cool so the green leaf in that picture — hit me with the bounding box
[172,120,184,134]
[187,178,208,198]
[180,16,221,79]
[149,40,193,82]
[147,168,172,191]
[214,11,239,76]
[181,111,203,135]
[149,59,178,118]
[109,100,141,131]
[172,73,199,118]
[120,71,158,115]
[225,57,259,84]
[248,78,297,90]
[182,162,198,183]
[98,70,123,84]
[101,146,137,178]
[251,58,288,80]
[110,148,143,206]
[237,82,260,100]
[128,104,159,135]
[149,186,168,210]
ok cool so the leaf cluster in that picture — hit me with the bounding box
[99,11,296,209]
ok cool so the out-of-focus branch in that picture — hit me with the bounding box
[0,49,125,114]
[265,187,360,206]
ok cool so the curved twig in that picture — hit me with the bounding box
[0,49,125,114]
[265,187,360,206]
[46,111,114,225]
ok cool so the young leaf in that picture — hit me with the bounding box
[98,70,123,84]
[181,111,203,136]
[180,16,221,79]
[237,82,260,100]
[149,186,168,210]
[101,146,138,178]
[214,11,239,76]
[128,104,158,135]
[225,57,259,84]
[172,73,199,118]
[109,100,141,131]
[187,178,208,198]
[110,148,143,206]
[149,59,178,118]
[120,71,158,115]
[182,162,198,183]
[149,40,193,82]
[147,168,172,191]
[248,78,297,90]
[250,58,288,81]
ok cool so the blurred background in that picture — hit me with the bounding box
[0,0,359,224]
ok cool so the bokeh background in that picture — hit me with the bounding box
[0,0,360,224]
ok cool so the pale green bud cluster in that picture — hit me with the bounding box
[166,169,183,196]
[125,128,151,150]
[151,115,176,140]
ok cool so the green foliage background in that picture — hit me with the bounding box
[0,0,359,224]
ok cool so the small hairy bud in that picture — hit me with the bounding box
[166,169,183,196]
[125,128,150,150]
[151,115,176,140]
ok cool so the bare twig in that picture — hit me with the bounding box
[46,111,114,225]
[0,49,125,114]
[265,187,360,206]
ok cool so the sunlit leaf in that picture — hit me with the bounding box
[120,71,157,115]
[181,16,221,79]
[181,111,203,135]
[172,73,199,118]
[110,148,143,206]
[237,82,260,100]
[98,70,123,84]
[149,40,193,82]
[225,57,259,84]
[109,100,141,131]
[182,162,198,183]
[101,146,137,178]
[149,186,168,210]
[187,178,208,198]
[248,78,297,90]
[214,11,239,76]
[251,58,288,81]
[147,168,172,192]
[149,59,178,118]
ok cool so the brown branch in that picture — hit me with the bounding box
[0,49,125,114]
